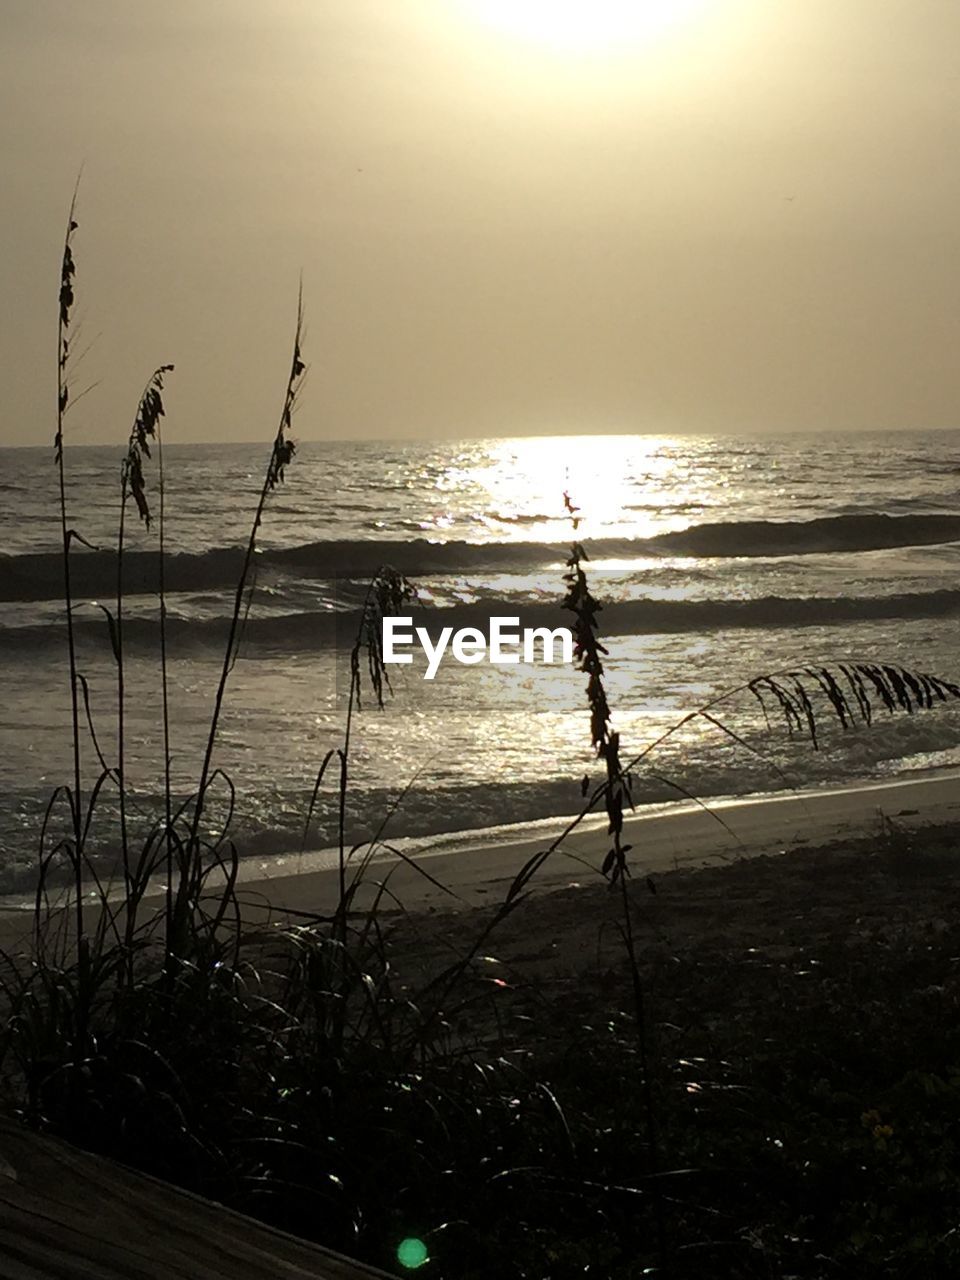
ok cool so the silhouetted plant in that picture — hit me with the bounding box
[121,365,173,530]
[749,662,960,747]
[301,566,417,935]
[52,186,85,959]
[351,566,417,714]
[115,366,174,957]
[155,407,176,959]
[612,660,960,789]
[560,489,664,1261]
[174,291,306,957]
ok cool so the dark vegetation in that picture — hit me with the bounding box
[2,201,960,1277]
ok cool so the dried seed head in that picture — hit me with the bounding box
[749,661,960,750]
[122,365,174,528]
[352,567,418,711]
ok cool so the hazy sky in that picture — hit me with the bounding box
[2,0,960,445]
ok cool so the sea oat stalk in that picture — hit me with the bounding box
[176,291,305,951]
[53,188,85,954]
[117,365,173,953]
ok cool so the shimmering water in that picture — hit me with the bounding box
[2,430,960,891]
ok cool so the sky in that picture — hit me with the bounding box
[2,0,960,445]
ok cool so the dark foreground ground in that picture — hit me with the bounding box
[387,816,960,1277]
[5,815,960,1280]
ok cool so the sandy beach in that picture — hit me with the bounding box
[219,769,960,924]
[2,770,957,954]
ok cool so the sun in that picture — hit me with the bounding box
[460,0,708,54]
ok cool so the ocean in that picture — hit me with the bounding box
[2,430,960,894]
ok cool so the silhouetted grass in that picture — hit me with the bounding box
[52,185,84,957]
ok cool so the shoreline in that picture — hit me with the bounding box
[2,768,957,950]
[230,768,960,920]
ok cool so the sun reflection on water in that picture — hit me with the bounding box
[433,434,704,541]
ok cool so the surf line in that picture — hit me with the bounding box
[382,616,574,681]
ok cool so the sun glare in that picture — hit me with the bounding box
[460,0,708,54]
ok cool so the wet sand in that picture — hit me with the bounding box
[1,771,957,953]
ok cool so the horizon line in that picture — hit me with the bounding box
[3,424,960,450]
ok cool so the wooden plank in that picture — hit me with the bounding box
[0,1118,392,1280]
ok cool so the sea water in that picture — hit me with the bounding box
[2,430,959,891]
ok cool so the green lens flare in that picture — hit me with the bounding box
[397,1237,429,1269]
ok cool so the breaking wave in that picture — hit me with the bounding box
[4,588,960,654]
[4,512,960,603]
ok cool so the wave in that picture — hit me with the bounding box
[484,510,561,525]
[4,588,960,654]
[652,512,960,558]
[3,513,960,603]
